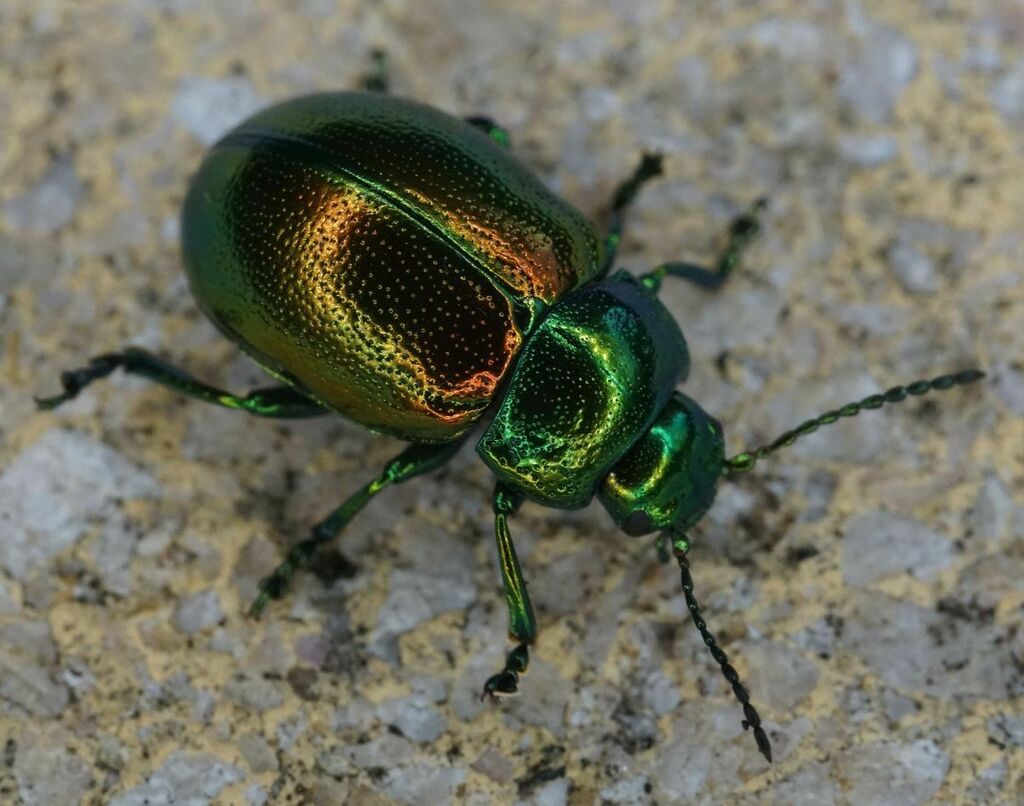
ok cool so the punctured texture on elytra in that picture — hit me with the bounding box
[181,92,606,443]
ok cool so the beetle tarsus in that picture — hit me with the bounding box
[610,152,664,214]
[248,590,271,619]
[249,538,316,616]
[602,152,668,273]
[35,354,123,409]
[480,671,520,701]
[480,643,530,701]
[249,572,290,618]
[717,196,767,276]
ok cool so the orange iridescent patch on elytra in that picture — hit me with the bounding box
[451,217,566,300]
[401,183,568,302]
[190,145,523,441]
[183,93,607,442]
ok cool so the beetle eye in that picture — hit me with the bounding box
[623,510,653,536]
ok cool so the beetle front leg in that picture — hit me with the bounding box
[639,198,767,291]
[464,116,511,149]
[250,438,467,616]
[601,153,665,273]
[481,483,537,699]
[360,49,390,93]
[35,347,328,418]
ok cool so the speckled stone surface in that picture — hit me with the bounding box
[2,2,1023,804]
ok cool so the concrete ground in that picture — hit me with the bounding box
[1,1,1022,803]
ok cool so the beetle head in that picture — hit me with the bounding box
[598,392,724,536]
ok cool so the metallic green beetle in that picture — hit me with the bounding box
[37,62,984,763]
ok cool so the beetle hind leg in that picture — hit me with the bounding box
[480,483,537,700]
[35,347,327,418]
[250,438,466,616]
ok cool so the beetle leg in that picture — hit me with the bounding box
[35,347,328,418]
[481,482,537,700]
[249,438,467,617]
[464,116,512,149]
[360,49,390,93]
[639,197,767,292]
[602,152,665,273]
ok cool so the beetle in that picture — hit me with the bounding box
[36,58,984,763]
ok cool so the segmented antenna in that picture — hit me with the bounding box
[724,369,985,475]
[671,534,772,763]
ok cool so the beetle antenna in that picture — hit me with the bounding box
[723,369,985,475]
[670,533,772,763]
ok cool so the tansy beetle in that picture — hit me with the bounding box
[37,56,984,762]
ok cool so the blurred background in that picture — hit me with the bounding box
[1,1,1022,803]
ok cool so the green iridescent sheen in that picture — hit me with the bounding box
[477,272,688,509]
[599,393,725,534]
[492,483,534,641]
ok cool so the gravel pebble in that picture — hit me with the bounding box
[993,361,1024,416]
[14,725,92,806]
[171,76,268,145]
[0,430,160,580]
[377,693,448,743]
[991,60,1024,120]
[654,702,761,801]
[599,775,649,805]
[838,134,899,167]
[967,472,1014,542]
[223,673,284,712]
[987,713,1024,748]
[237,732,278,773]
[370,567,476,657]
[842,592,1021,698]
[743,640,820,711]
[842,511,954,587]
[173,589,224,634]
[0,620,70,717]
[2,156,86,234]
[838,740,949,806]
[887,241,938,295]
[966,759,1008,803]
[837,25,917,123]
[379,764,467,806]
[762,760,838,806]
[109,752,244,806]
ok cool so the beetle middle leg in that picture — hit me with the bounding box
[250,438,467,616]
[35,347,328,418]
[480,482,537,700]
[639,197,767,291]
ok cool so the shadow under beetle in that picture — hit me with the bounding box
[37,57,984,763]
